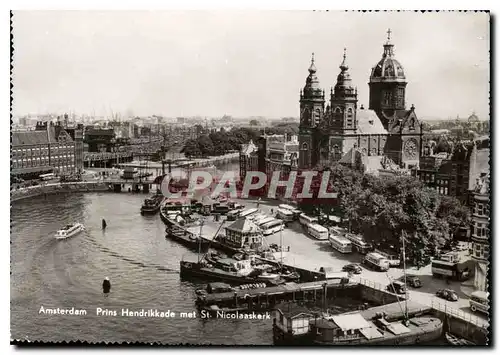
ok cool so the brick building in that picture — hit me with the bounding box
[11,121,84,179]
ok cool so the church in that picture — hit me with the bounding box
[298,30,423,174]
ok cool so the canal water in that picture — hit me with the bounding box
[10,161,446,345]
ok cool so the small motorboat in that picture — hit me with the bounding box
[55,223,85,240]
[445,332,476,346]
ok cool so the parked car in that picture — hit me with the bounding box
[386,281,406,295]
[342,263,362,274]
[398,275,422,288]
[436,289,459,302]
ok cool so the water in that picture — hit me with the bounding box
[11,191,274,344]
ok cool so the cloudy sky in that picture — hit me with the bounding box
[11,11,489,119]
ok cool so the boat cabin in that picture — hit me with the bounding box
[309,313,414,344]
[273,303,316,338]
[224,218,264,249]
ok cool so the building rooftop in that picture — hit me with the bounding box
[356,109,387,135]
[226,218,260,234]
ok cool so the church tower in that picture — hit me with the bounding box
[369,29,421,168]
[299,53,325,169]
[330,48,358,133]
[368,29,407,120]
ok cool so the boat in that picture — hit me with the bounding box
[159,200,191,226]
[140,194,164,215]
[445,332,476,346]
[55,223,85,240]
[180,257,284,286]
[165,225,210,251]
[102,219,107,230]
[307,314,443,345]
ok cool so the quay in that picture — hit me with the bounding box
[195,278,358,310]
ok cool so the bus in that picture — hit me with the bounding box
[374,249,401,267]
[226,209,241,221]
[344,233,372,254]
[299,213,318,227]
[431,259,471,281]
[329,234,352,253]
[278,204,301,218]
[239,208,259,219]
[469,291,489,315]
[261,220,284,236]
[307,223,329,240]
[276,208,294,222]
[256,216,276,227]
[39,173,55,181]
[363,252,390,272]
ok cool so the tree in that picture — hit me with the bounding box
[197,135,215,157]
[181,139,201,158]
[302,163,470,267]
[249,119,260,126]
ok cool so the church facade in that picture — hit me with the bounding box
[298,30,423,174]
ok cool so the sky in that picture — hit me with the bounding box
[11,11,490,120]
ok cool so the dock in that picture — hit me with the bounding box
[196,278,358,310]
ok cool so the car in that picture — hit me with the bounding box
[436,289,459,302]
[398,275,422,288]
[386,281,407,295]
[342,263,362,274]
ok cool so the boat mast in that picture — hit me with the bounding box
[198,219,204,263]
[280,225,283,272]
[402,230,409,323]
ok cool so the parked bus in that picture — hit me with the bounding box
[374,249,401,267]
[307,223,329,240]
[431,259,471,281]
[469,291,489,315]
[363,252,390,272]
[278,204,301,218]
[299,213,318,227]
[39,173,55,181]
[276,208,294,222]
[261,220,284,236]
[344,233,372,254]
[256,216,276,227]
[329,234,353,254]
[239,208,259,219]
[226,209,241,221]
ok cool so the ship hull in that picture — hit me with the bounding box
[180,261,280,286]
[166,230,210,251]
[274,317,443,346]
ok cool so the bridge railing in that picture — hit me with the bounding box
[430,299,489,327]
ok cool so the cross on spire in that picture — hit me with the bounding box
[387,28,392,42]
[311,52,315,64]
[343,47,347,60]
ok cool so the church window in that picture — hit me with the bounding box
[383,91,392,106]
[346,108,354,128]
[334,107,342,114]
[398,87,405,107]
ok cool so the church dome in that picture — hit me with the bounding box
[370,29,406,83]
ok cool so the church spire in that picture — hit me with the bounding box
[302,52,323,100]
[340,48,348,71]
[383,28,395,57]
[308,52,317,73]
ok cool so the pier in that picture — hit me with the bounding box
[196,278,358,310]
